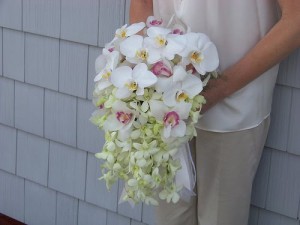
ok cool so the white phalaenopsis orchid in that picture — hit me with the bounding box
[179,33,219,75]
[110,63,157,99]
[144,27,187,60]
[115,22,145,39]
[149,100,192,139]
[94,51,120,93]
[157,65,203,107]
[120,35,162,64]
[103,101,135,132]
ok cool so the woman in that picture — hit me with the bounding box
[130,1,300,224]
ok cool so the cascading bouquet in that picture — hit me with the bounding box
[90,16,219,205]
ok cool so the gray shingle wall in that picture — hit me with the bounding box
[0,0,299,224]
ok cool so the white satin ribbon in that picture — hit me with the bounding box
[173,142,197,202]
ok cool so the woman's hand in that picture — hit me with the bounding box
[201,0,300,114]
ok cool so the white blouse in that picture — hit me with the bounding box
[153,0,280,132]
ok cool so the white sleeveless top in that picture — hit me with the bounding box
[153,0,280,132]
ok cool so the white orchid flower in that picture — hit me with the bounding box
[120,35,161,64]
[145,27,187,60]
[103,101,135,132]
[110,63,157,99]
[149,100,192,139]
[178,33,219,75]
[115,22,145,39]
[94,50,120,91]
[160,65,203,107]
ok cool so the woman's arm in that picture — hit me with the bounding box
[201,0,300,113]
[130,0,153,24]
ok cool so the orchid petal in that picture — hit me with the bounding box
[155,77,173,93]
[133,64,157,87]
[165,34,186,55]
[115,87,132,99]
[95,80,112,91]
[163,125,172,139]
[181,74,203,98]
[149,100,168,121]
[201,42,219,72]
[162,88,178,107]
[147,27,171,38]
[172,65,187,83]
[171,120,186,137]
[126,22,145,36]
[173,102,192,119]
[110,66,132,87]
[147,48,162,64]
[103,115,123,131]
[120,35,143,58]
[95,54,106,73]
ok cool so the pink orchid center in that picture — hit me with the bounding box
[108,47,114,52]
[163,111,180,127]
[172,29,184,35]
[150,19,163,26]
[151,61,172,77]
[116,112,133,124]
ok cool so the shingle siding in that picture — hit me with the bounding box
[25,34,59,91]
[287,88,300,156]
[48,141,87,200]
[61,0,99,45]
[98,0,126,47]
[0,170,25,222]
[277,49,300,89]
[15,81,44,136]
[266,150,300,218]
[56,192,78,225]
[78,201,107,225]
[16,131,49,186]
[0,77,15,126]
[23,0,61,38]
[3,29,25,82]
[0,0,22,30]
[0,28,3,76]
[44,90,77,146]
[265,85,292,151]
[77,98,105,153]
[0,124,17,174]
[251,148,272,208]
[59,40,88,98]
[24,180,56,225]
[258,209,299,225]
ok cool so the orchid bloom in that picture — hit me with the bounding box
[94,50,120,91]
[179,33,219,75]
[145,27,187,60]
[110,63,157,99]
[115,22,145,39]
[160,66,203,107]
[149,100,192,139]
[103,101,135,132]
[120,35,161,64]
[146,16,163,27]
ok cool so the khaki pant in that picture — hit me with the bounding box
[155,117,270,225]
